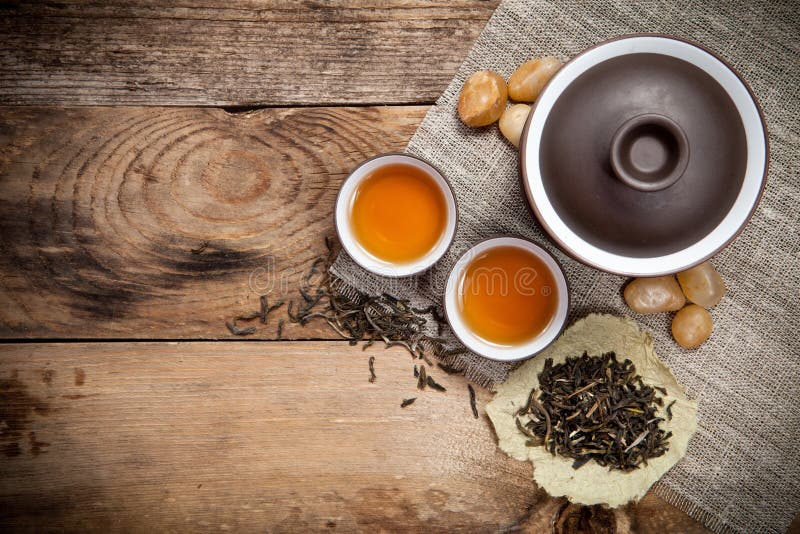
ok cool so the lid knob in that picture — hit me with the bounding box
[610,113,689,192]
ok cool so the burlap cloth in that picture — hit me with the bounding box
[331,1,799,531]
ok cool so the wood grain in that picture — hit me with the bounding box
[0,106,426,339]
[0,0,498,107]
[0,341,707,533]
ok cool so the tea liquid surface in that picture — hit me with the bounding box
[458,245,558,346]
[350,163,447,263]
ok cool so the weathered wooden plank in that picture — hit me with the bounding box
[0,105,426,339]
[0,341,707,532]
[0,1,499,106]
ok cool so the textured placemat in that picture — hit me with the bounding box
[331,1,800,532]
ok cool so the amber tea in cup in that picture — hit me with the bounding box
[445,237,569,361]
[350,163,447,263]
[459,245,558,345]
[336,154,457,277]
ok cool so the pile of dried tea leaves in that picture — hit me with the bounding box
[284,238,464,367]
[516,352,671,471]
[487,314,697,507]
[226,237,481,416]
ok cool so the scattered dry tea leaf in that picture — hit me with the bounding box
[368,356,377,383]
[468,384,479,419]
[426,375,446,392]
[417,365,427,390]
[226,321,256,336]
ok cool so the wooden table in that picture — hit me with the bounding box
[0,3,709,532]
